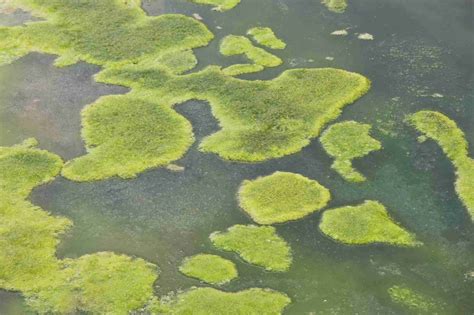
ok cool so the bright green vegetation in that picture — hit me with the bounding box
[189,0,242,11]
[0,140,159,313]
[62,95,194,181]
[222,63,264,76]
[322,0,348,13]
[320,121,382,182]
[157,50,198,75]
[179,254,238,285]
[238,171,331,224]
[319,201,421,246]
[247,27,286,50]
[156,287,291,314]
[220,35,282,67]
[408,111,474,220]
[210,225,292,271]
[388,285,438,312]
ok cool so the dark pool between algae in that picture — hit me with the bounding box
[1,0,473,313]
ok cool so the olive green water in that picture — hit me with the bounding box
[1,0,473,313]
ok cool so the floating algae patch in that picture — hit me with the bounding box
[62,95,194,181]
[155,287,291,314]
[408,111,474,220]
[157,50,198,75]
[222,63,264,76]
[247,27,286,50]
[210,225,292,272]
[238,171,331,224]
[388,285,439,312]
[220,35,282,68]
[322,0,348,13]
[179,254,238,285]
[189,0,241,11]
[319,201,421,246]
[320,121,382,182]
[0,140,158,313]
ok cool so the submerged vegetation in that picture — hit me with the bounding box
[319,201,421,246]
[247,27,286,50]
[238,171,331,224]
[388,285,438,312]
[408,111,474,220]
[210,225,292,272]
[320,121,382,182]
[220,35,283,67]
[179,254,238,285]
[322,0,348,13]
[189,0,242,11]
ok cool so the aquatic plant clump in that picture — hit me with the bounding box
[238,171,331,224]
[220,35,283,67]
[247,27,286,50]
[222,63,264,76]
[189,0,242,11]
[210,225,292,271]
[319,201,421,246]
[388,285,438,312]
[320,121,382,182]
[322,0,348,13]
[179,254,238,285]
[408,110,474,220]
[156,287,291,314]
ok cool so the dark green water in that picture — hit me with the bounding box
[1,0,473,313]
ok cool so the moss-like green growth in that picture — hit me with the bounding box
[179,254,238,285]
[320,121,382,182]
[0,141,158,314]
[408,111,474,220]
[247,27,286,50]
[238,171,331,224]
[388,285,438,312]
[222,63,264,76]
[157,50,198,75]
[322,0,348,13]
[319,201,421,246]
[189,0,241,11]
[210,225,292,271]
[220,35,283,67]
[156,287,291,314]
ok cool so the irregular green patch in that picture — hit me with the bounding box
[319,201,421,246]
[62,95,193,181]
[157,50,198,75]
[179,254,238,285]
[189,0,241,11]
[238,171,331,224]
[156,287,291,314]
[222,63,264,76]
[320,121,382,182]
[210,225,292,272]
[388,285,438,312]
[247,27,286,50]
[322,0,348,13]
[408,110,474,220]
[220,35,282,67]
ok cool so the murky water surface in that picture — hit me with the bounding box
[1,0,473,313]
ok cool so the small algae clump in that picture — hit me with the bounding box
[322,0,348,13]
[210,225,292,271]
[189,0,241,11]
[408,110,474,220]
[156,287,291,314]
[222,63,264,76]
[220,35,283,68]
[179,254,238,285]
[247,27,286,50]
[320,121,382,182]
[238,171,331,224]
[319,201,420,246]
[388,285,438,312]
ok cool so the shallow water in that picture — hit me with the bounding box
[1,0,473,313]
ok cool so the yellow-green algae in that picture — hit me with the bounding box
[189,0,241,11]
[238,171,331,224]
[0,140,158,313]
[179,254,238,285]
[210,225,292,272]
[320,121,382,182]
[408,110,474,221]
[222,63,264,76]
[220,35,283,67]
[388,285,438,312]
[153,287,291,314]
[319,201,421,246]
[247,27,286,50]
[322,0,348,13]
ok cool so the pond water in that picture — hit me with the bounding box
[0,0,473,313]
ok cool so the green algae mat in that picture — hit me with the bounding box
[0,0,473,314]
